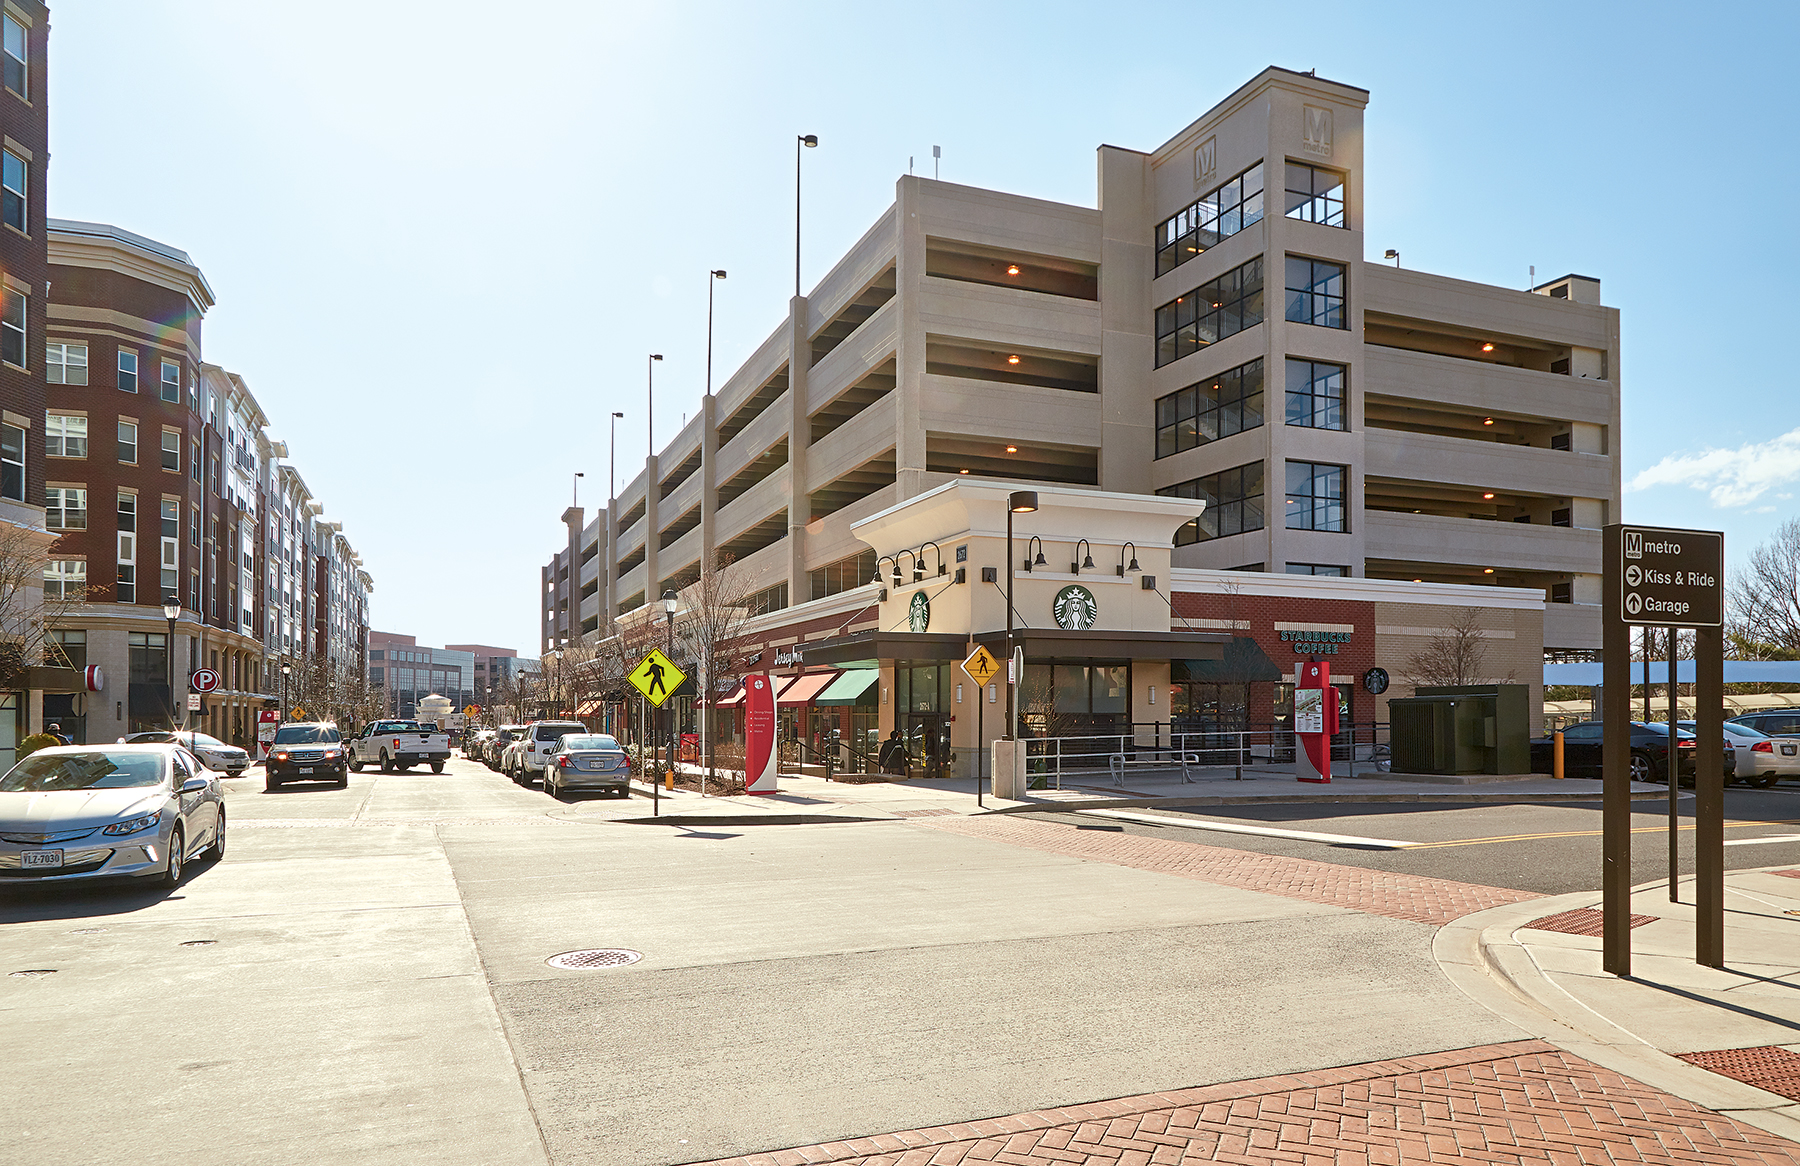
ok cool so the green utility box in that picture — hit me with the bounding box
[1388,685,1531,775]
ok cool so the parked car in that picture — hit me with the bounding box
[464,728,495,760]
[543,733,632,801]
[346,720,451,774]
[1689,719,1800,787]
[1729,710,1800,741]
[1529,720,1713,783]
[0,743,223,885]
[265,722,348,790]
[487,725,529,771]
[511,721,588,786]
[120,730,250,777]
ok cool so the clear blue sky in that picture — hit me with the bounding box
[45,1,1800,652]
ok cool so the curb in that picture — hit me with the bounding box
[1433,878,1800,1144]
[612,813,888,826]
[989,787,1681,813]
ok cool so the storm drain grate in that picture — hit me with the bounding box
[179,940,217,947]
[1523,907,1656,936]
[1679,1046,1800,1101]
[546,948,642,971]
[9,969,57,978]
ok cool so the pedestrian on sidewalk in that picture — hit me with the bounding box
[878,729,907,776]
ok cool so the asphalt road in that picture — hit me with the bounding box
[1022,786,1800,895]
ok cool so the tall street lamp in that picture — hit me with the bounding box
[706,269,727,397]
[1004,491,1038,747]
[280,662,292,723]
[609,411,624,501]
[647,353,663,455]
[572,471,584,509]
[661,589,679,786]
[795,134,817,297]
[162,597,181,730]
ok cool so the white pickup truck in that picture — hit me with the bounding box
[347,719,452,774]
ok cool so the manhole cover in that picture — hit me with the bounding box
[179,940,217,948]
[9,969,57,978]
[545,948,642,971]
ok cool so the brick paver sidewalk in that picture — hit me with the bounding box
[915,814,1538,926]
[689,1040,1800,1165]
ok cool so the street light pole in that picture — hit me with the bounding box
[572,471,583,509]
[707,269,727,399]
[1004,492,1037,796]
[281,662,292,723]
[162,598,181,730]
[661,590,679,790]
[647,353,663,456]
[795,134,817,298]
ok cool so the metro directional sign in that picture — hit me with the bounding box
[1613,524,1722,627]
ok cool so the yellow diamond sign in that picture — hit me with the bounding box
[627,648,687,708]
[961,645,1000,688]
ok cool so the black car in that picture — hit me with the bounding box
[265,722,347,790]
[1530,720,1711,783]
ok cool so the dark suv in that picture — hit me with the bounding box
[265,722,347,790]
[1729,710,1800,740]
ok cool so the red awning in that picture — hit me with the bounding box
[575,698,602,716]
[775,671,840,707]
[714,680,751,708]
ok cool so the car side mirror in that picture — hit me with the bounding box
[180,776,209,794]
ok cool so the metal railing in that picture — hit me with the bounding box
[1022,722,1392,790]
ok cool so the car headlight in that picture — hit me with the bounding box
[323,750,340,758]
[274,751,289,761]
[102,810,163,836]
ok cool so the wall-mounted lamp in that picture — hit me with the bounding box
[1023,536,1045,572]
[1117,541,1140,576]
[1071,539,1095,575]
[918,540,947,578]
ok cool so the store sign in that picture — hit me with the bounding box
[908,591,931,633]
[1279,629,1352,655]
[1053,585,1098,631]
[774,646,804,667]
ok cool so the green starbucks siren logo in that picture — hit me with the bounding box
[1053,585,1099,631]
[908,590,931,633]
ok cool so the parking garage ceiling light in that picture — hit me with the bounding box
[1005,445,1017,453]
[1481,343,1495,352]
[1006,264,1020,275]
[1007,354,1020,364]
[1482,492,1495,499]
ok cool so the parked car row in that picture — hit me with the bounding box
[1530,708,1800,786]
[466,720,632,801]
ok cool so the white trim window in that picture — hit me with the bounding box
[43,559,84,599]
[2,148,24,234]
[117,419,137,464]
[2,11,25,99]
[160,359,179,404]
[45,413,86,458]
[1,285,23,369]
[45,486,87,530]
[0,421,21,502]
[161,498,179,596]
[46,341,87,385]
[117,348,138,393]
[117,491,137,603]
[160,428,179,472]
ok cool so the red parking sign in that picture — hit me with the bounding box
[191,668,221,693]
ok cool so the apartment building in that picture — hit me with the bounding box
[544,67,1616,665]
[44,221,372,742]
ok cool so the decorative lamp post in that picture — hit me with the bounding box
[1004,491,1038,748]
[281,662,292,723]
[662,590,679,786]
[162,598,181,730]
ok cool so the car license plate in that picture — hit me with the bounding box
[1783,745,1796,756]
[297,767,313,774]
[21,849,62,868]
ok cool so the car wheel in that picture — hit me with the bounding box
[430,761,445,774]
[162,828,185,887]
[265,773,282,791]
[1629,752,1654,783]
[350,758,364,773]
[336,771,349,788]
[206,809,226,860]
[379,751,393,774]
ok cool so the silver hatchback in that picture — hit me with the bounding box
[543,734,632,801]
[0,744,224,886]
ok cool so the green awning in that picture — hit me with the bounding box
[811,668,879,707]
[1172,637,1284,684]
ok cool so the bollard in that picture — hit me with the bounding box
[1553,730,1564,779]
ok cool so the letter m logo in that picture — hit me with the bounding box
[1625,530,1642,559]
[1303,105,1333,157]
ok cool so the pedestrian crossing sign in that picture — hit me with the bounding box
[961,645,1000,687]
[627,648,687,708]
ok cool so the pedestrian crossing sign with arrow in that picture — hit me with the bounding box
[627,648,687,708]
[960,644,1000,687]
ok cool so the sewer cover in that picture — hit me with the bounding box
[9,969,57,978]
[545,948,642,971]
[179,940,217,947]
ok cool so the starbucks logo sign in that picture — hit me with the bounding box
[908,590,931,633]
[1053,585,1099,631]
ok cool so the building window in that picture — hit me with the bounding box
[0,422,21,501]
[1285,461,1347,532]
[191,440,200,482]
[160,360,180,404]
[1285,563,1349,576]
[161,429,180,472]
[46,342,87,385]
[117,563,135,603]
[43,559,85,599]
[1154,257,1265,368]
[1155,162,1264,277]
[1,286,23,368]
[118,420,138,464]
[1550,582,1572,604]
[46,413,86,458]
[1551,507,1572,528]
[45,486,87,530]
[1284,359,1346,430]
[118,349,138,393]
[1155,358,1264,458]
[1,13,24,98]
[1283,162,1346,228]
[1284,257,1346,329]
[50,629,85,670]
[810,549,877,601]
[1,149,23,233]
[1156,461,1265,546]
[161,499,179,596]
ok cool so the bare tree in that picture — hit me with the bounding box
[5,522,86,684]
[1403,607,1490,688]
[1729,517,1800,656]
[674,552,759,789]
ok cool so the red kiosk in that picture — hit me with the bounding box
[1294,660,1337,783]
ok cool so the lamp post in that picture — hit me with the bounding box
[162,598,181,730]
[795,134,817,297]
[647,354,663,456]
[572,471,584,509]
[662,590,679,787]
[707,269,727,397]
[1004,491,1038,753]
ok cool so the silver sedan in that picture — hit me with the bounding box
[543,734,632,801]
[0,744,224,886]
[121,730,251,777]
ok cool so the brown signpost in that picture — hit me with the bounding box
[1602,524,1724,975]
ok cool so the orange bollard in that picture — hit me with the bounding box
[1553,730,1565,779]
